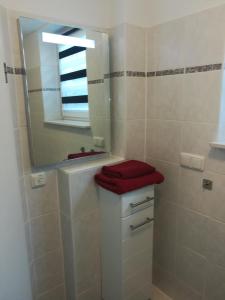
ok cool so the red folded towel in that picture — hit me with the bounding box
[102,160,155,179]
[95,171,164,195]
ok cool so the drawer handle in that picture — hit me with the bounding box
[130,196,154,208]
[130,217,154,231]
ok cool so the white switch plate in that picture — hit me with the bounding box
[180,152,205,171]
[31,172,46,188]
[93,136,105,148]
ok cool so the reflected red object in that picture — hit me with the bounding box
[68,151,105,160]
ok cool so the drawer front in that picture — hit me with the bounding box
[121,186,154,217]
[122,206,154,241]
[122,224,153,260]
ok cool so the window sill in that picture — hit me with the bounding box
[45,119,91,129]
[209,141,225,149]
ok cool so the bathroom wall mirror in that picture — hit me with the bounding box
[18,17,111,167]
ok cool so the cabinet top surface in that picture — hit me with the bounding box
[59,155,124,175]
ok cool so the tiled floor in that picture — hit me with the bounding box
[153,286,172,300]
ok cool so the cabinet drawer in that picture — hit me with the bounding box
[121,186,154,218]
[122,225,153,260]
[122,206,154,241]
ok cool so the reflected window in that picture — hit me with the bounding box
[58,29,89,120]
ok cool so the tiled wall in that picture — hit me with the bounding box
[58,166,103,300]
[7,3,225,300]
[110,23,147,161]
[110,4,225,300]
[7,10,66,300]
[147,5,225,300]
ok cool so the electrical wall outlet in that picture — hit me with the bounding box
[30,172,46,188]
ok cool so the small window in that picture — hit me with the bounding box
[58,29,89,121]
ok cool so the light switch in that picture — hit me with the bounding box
[180,152,205,171]
[31,172,46,188]
[93,136,105,148]
[180,152,190,167]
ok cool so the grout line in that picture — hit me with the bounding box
[35,283,65,299]
[27,210,59,222]
[144,28,148,162]
[30,247,63,264]
[146,117,219,125]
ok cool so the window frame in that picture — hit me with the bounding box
[58,29,89,121]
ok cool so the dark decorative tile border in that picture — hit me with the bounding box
[88,79,104,84]
[5,62,223,84]
[6,66,14,74]
[5,65,26,76]
[126,71,146,77]
[107,63,223,79]
[185,63,222,73]
[14,67,26,75]
[147,71,156,77]
[156,68,184,76]
[147,63,223,77]
[104,71,125,79]
[28,88,60,93]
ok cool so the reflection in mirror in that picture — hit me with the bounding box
[19,17,111,167]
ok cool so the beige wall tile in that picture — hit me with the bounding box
[155,201,176,241]
[175,246,207,294]
[181,122,217,157]
[205,218,225,268]
[111,77,126,121]
[19,126,31,174]
[73,210,101,294]
[147,18,186,71]
[33,249,64,296]
[125,24,146,71]
[36,284,66,300]
[153,264,175,299]
[126,77,146,120]
[70,169,99,219]
[25,171,58,219]
[154,234,176,274]
[176,208,208,256]
[126,119,145,160]
[77,282,101,300]
[109,24,126,72]
[177,168,203,212]
[183,6,225,66]
[146,119,181,163]
[29,213,61,260]
[204,263,225,300]
[147,76,183,121]
[147,158,179,204]
[181,71,222,123]
[60,213,75,300]
[172,279,202,300]
[112,120,126,157]
[202,171,225,223]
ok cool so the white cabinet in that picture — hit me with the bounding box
[99,185,154,300]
